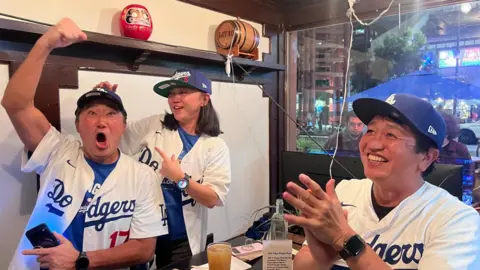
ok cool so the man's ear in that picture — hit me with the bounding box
[419,147,439,172]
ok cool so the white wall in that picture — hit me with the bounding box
[0,65,38,268]
[0,0,271,268]
[0,0,270,60]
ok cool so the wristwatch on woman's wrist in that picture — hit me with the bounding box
[177,173,191,190]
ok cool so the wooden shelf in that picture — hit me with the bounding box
[0,18,285,74]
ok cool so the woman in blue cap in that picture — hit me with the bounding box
[95,69,231,268]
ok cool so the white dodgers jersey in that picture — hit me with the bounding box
[120,114,231,255]
[328,179,480,269]
[9,127,167,270]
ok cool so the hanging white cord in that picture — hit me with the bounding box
[350,0,395,26]
[329,13,354,179]
[329,0,395,179]
[225,25,239,78]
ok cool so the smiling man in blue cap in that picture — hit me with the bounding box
[288,94,480,269]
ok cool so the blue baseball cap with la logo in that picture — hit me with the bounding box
[352,93,446,150]
[153,69,212,98]
[76,87,127,117]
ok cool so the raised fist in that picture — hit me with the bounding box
[93,81,118,93]
[38,18,87,51]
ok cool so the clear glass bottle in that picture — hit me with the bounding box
[266,199,288,240]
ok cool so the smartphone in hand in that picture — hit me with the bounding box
[25,223,60,249]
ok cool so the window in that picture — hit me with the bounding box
[316,66,331,72]
[286,1,480,205]
[316,79,330,87]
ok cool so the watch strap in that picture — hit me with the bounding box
[339,248,350,260]
[76,251,89,270]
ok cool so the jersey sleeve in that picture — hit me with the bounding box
[120,114,161,155]
[201,140,231,207]
[21,126,77,175]
[129,168,168,239]
[418,206,480,270]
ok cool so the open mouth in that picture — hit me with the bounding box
[96,132,108,149]
[367,154,388,163]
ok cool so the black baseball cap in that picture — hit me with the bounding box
[76,87,127,117]
[353,93,446,150]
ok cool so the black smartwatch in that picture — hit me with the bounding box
[338,234,366,260]
[177,173,191,190]
[75,251,89,270]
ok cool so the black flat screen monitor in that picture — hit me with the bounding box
[281,151,465,205]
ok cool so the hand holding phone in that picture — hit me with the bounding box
[25,223,60,249]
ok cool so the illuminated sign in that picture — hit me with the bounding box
[438,50,457,68]
[461,47,480,66]
[438,47,480,68]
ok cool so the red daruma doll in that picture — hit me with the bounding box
[120,4,153,40]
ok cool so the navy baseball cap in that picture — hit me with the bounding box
[352,93,446,150]
[76,87,127,117]
[153,69,212,98]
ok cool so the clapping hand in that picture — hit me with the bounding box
[283,174,355,252]
[300,189,350,265]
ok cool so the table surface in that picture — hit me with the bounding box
[160,236,263,270]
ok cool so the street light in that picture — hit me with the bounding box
[461,3,472,14]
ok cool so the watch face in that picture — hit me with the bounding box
[178,179,188,189]
[345,235,366,256]
[76,256,89,268]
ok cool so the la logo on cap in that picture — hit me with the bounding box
[172,71,191,80]
[94,88,108,94]
[386,94,396,105]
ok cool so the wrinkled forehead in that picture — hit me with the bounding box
[76,99,121,116]
[368,115,414,136]
[170,87,200,94]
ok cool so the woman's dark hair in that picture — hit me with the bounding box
[440,112,460,140]
[162,100,222,136]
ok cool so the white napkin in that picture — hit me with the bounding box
[191,256,251,270]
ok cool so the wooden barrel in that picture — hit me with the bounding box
[215,20,260,53]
